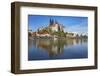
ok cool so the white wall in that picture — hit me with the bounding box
[0,0,100,76]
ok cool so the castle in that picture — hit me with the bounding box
[29,19,87,38]
[31,19,65,37]
[49,19,64,32]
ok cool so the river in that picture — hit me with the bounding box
[28,38,88,61]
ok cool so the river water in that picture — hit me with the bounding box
[28,38,88,61]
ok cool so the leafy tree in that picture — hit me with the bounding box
[28,32,32,37]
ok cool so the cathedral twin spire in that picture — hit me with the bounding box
[49,19,58,26]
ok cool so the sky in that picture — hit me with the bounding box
[28,15,88,35]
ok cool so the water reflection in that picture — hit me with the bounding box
[28,38,88,60]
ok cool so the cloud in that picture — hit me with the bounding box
[64,22,88,35]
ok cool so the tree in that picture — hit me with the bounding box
[28,32,32,37]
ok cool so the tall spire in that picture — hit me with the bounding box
[49,19,54,25]
[55,20,58,24]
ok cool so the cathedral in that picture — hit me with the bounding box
[49,19,64,32]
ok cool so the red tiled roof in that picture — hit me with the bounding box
[32,32,36,36]
[38,31,49,34]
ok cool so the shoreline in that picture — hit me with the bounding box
[29,36,88,40]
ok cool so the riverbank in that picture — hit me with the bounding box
[29,36,88,40]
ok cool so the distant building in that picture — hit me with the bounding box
[66,32,76,38]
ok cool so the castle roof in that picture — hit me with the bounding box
[49,19,64,28]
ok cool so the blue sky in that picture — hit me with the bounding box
[28,15,88,35]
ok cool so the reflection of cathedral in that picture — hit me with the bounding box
[33,39,64,57]
[28,38,87,58]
